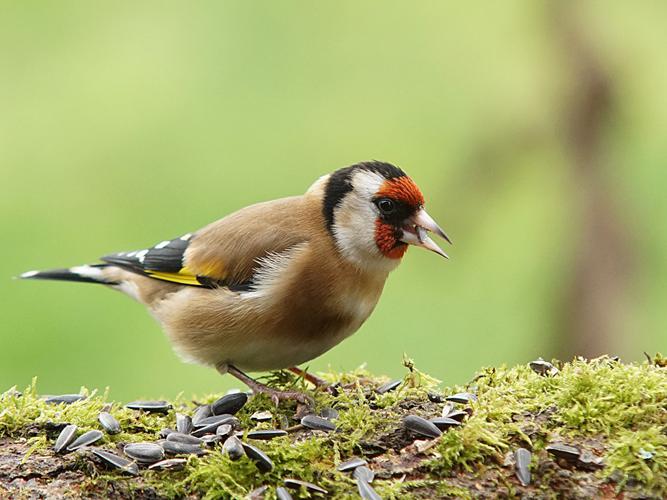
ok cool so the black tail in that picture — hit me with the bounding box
[19,264,118,285]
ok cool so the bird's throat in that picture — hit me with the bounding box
[374,220,408,259]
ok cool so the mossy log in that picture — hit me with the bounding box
[1,356,666,499]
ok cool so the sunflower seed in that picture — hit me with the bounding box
[54,424,77,453]
[241,442,273,472]
[192,417,239,437]
[162,440,205,456]
[125,400,172,413]
[222,435,245,460]
[246,430,288,440]
[124,442,165,463]
[191,404,212,425]
[376,379,401,394]
[337,456,368,472]
[357,478,382,500]
[166,432,202,445]
[319,407,339,420]
[148,458,187,471]
[444,410,468,422]
[353,465,375,483]
[247,485,269,499]
[67,430,103,451]
[403,415,442,439]
[529,358,559,376]
[578,450,605,469]
[191,424,220,437]
[445,392,477,404]
[429,417,461,430]
[276,487,293,500]
[250,410,273,422]
[441,402,455,417]
[284,478,328,495]
[301,414,336,432]
[211,392,248,416]
[90,448,138,475]
[44,394,85,405]
[98,412,121,434]
[514,448,531,486]
[176,413,193,434]
[546,443,580,461]
[194,413,236,428]
[200,434,221,445]
[213,424,231,438]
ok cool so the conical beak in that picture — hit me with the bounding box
[400,209,452,259]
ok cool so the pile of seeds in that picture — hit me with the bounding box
[401,391,473,439]
[48,391,338,497]
[44,379,488,498]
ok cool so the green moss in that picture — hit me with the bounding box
[604,427,667,495]
[2,356,666,498]
[431,415,510,473]
[426,356,667,497]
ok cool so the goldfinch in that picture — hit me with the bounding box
[21,161,450,404]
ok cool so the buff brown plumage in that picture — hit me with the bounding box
[20,161,450,404]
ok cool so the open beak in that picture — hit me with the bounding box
[400,209,452,259]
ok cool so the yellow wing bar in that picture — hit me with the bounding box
[145,266,203,286]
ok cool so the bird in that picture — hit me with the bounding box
[20,161,450,405]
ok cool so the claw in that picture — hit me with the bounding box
[224,364,315,408]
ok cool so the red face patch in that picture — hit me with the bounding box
[375,177,424,208]
[375,220,409,259]
[373,176,424,259]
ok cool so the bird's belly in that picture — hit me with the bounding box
[223,289,379,371]
[159,282,381,373]
[229,328,353,372]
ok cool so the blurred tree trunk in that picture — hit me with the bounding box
[553,4,634,358]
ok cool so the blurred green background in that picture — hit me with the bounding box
[2,2,666,401]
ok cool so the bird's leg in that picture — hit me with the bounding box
[224,365,314,407]
[288,367,330,389]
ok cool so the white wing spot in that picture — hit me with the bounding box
[180,233,192,241]
[70,265,104,279]
[136,249,149,263]
[127,251,137,257]
[20,270,39,278]
[155,240,171,249]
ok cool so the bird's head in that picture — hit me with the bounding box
[318,161,451,271]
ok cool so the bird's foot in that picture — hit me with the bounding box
[254,384,315,408]
[226,365,315,408]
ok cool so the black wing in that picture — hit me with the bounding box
[101,233,209,287]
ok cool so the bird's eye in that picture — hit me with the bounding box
[376,198,396,215]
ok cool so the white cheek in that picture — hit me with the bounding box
[332,196,381,264]
[331,169,405,272]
